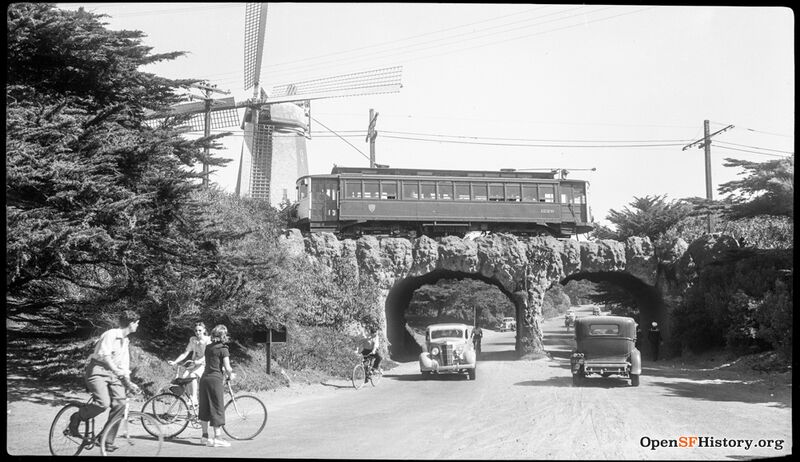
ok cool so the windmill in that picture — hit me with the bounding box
[149,3,403,206]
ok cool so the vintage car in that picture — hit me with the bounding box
[570,316,641,387]
[497,316,517,332]
[419,323,477,380]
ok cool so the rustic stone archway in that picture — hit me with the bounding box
[384,269,520,360]
[280,230,663,358]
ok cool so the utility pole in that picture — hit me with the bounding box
[682,120,734,233]
[190,82,231,188]
[366,108,379,168]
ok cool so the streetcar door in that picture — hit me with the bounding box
[560,184,578,222]
[310,178,339,224]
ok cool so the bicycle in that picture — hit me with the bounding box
[49,388,163,456]
[141,364,267,440]
[352,354,382,390]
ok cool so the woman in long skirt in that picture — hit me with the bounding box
[198,324,235,447]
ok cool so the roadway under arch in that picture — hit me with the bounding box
[560,271,666,336]
[385,269,518,361]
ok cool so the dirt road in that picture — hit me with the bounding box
[7,306,792,459]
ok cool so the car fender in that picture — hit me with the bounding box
[464,349,476,365]
[630,349,642,375]
[419,352,436,370]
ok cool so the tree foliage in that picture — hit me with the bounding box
[718,156,794,220]
[6,3,231,328]
[594,195,693,242]
[408,279,513,328]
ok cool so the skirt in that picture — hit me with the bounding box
[198,374,226,427]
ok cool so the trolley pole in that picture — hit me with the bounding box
[682,120,734,233]
[366,109,379,168]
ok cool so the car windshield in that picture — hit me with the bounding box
[588,324,620,335]
[430,329,464,339]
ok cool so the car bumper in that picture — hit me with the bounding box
[419,353,475,373]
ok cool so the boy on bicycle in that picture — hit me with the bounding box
[357,327,382,379]
[68,310,141,452]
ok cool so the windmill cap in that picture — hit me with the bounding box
[651,322,658,327]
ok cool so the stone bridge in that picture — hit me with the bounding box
[280,230,702,359]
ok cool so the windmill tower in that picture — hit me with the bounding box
[149,3,403,207]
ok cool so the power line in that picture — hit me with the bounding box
[190,5,586,84]
[310,117,370,161]
[379,135,686,148]
[709,120,793,138]
[208,5,625,87]
[380,130,692,143]
[256,6,606,83]
[714,145,791,158]
[715,141,793,155]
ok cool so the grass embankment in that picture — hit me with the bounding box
[6,325,397,397]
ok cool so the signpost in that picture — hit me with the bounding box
[252,325,287,374]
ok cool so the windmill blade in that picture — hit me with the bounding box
[144,96,241,131]
[244,3,268,92]
[267,66,403,103]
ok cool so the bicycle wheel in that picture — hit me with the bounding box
[222,395,267,440]
[352,364,366,390]
[141,393,189,438]
[369,368,383,386]
[49,404,88,456]
[100,411,163,457]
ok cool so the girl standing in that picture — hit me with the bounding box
[198,324,236,447]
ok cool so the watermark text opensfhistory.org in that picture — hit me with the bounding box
[640,436,785,451]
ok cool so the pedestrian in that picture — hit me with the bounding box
[68,310,141,453]
[198,324,236,448]
[168,322,211,410]
[648,322,662,361]
[472,326,483,354]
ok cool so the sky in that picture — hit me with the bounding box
[56,3,794,226]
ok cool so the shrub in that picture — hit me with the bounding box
[754,278,793,360]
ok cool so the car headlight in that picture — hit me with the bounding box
[431,347,439,356]
[455,345,464,355]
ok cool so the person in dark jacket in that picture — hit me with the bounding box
[198,324,236,447]
[648,322,662,361]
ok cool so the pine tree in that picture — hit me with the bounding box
[6,4,230,328]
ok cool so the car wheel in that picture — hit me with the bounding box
[630,374,640,387]
[468,368,476,380]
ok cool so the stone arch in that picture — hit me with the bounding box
[281,230,668,358]
[384,269,521,360]
[560,271,667,339]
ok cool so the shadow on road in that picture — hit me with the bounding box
[320,382,353,389]
[648,379,791,408]
[477,350,519,362]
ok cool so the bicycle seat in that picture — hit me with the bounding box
[171,377,196,386]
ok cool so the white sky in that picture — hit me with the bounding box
[57,3,794,226]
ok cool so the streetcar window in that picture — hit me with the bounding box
[522,184,537,202]
[574,185,586,204]
[381,181,397,200]
[402,181,419,200]
[455,182,471,200]
[345,180,362,199]
[505,183,521,202]
[488,183,504,202]
[298,180,309,200]
[540,184,555,203]
[326,187,337,201]
[364,181,379,199]
[420,181,436,200]
[472,183,488,201]
[437,181,453,200]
